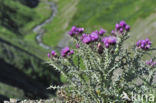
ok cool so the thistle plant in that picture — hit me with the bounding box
[48,21,156,103]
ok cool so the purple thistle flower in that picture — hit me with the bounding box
[136,40,141,46]
[109,37,117,44]
[145,45,151,49]
[102,36,117,48]
[90,32,99,41]
[61,47,74,57]
[119,28,123,33]
[82,36,91,44]
[111,30,115,35]
[71,26,77,31]
[63,47,70,53]
[125,25,130,31]
[48,53,50,58]
[105,43,109,48]
[140,44,145,49]
[145,38,152,45]
[120,20,126,27]
[68,30,74,36]
[78,28,84,33]
[142,40,146,45]
[68,26,85,37]
[69,50,74,55]
[51,50,56,56]
[136,39,152,50]
[99,28,106,36]
[61,47,70,57]
[114,21,130,34]
[80,33,87,40]
[112,37,117,44]
[115,24,120,30]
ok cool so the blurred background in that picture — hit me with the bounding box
[0,0,156,101]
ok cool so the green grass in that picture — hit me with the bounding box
[42,0,156,48]
[1,0,156,56]
[0,0,52,59]
[0,0,57,98]
[43,0,78,47]
[0,82,24,99]
[23,0,52,34]
[71,0,156,32]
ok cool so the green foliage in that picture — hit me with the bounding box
[0,0,59,98]
[0,82,24,99]
[0,38,59,85]
[0,0,34,34]
[0,0,51,35]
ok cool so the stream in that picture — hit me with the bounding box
[33,2,57,50]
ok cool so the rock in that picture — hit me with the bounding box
[3,98,62,103]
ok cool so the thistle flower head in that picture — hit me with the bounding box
[68,26,84,37]
[68,30,74,36]
[119,28,123,33]
[61,47,70,57]
[102,36,117,48]
[78,28,84,33]
[61,47,74,57]
[80,33,87,40]
[115,21,130,34]
[98,28,106,36]
[69,50,74,55]
[119,20,126,27]
[72,26,76,31]
[82,36,91,44]
[136,38,152,50]
[115,24,120,30]
[111,30,115,35]
[48,53,50,58]
[51,50,57,56]
[90,32,99,42]
[125,25,130,31]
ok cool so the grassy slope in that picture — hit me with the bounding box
[23,0,52,34]
[4,0,155,56]
[42,0,156,48]
[43,0,78,46]
[0,0,52,59]
[0,82,24,99]
[0,0,56,98]
[71,0,156,31]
